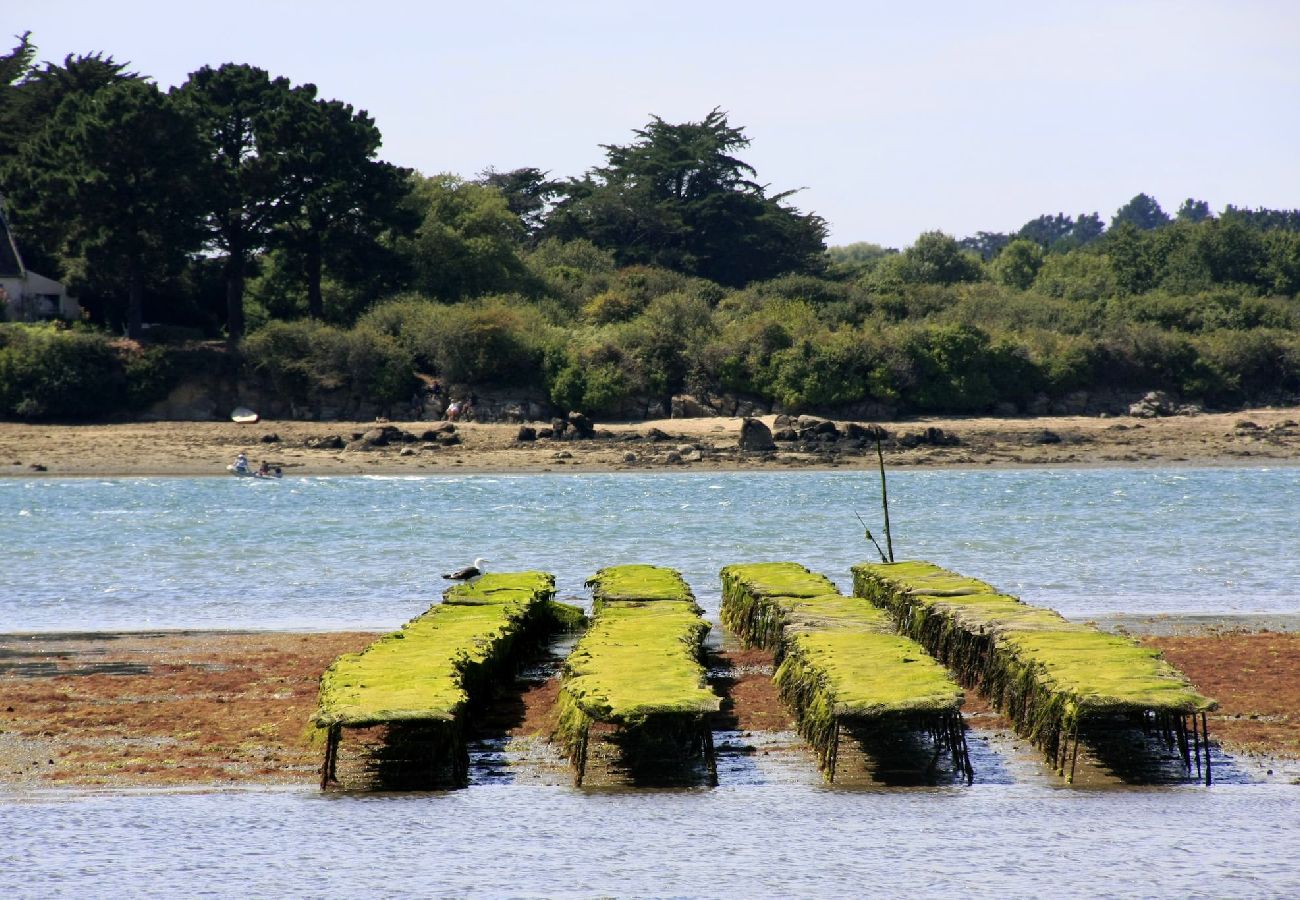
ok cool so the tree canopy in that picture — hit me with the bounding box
[544,109,827,286]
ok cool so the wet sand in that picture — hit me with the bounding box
[2,406,1299,477]
[2,623,1296,790]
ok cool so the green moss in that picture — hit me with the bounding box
[586,564,697,605]
[722,562,966,778]
[314,571,555,729]
[852,560,1217,770]
[555,565,720,776]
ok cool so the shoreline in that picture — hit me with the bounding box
[2,406,1299,477]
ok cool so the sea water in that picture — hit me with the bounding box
[3,467,1299,631]
[2,468,1299,898]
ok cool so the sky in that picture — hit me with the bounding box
[14,1,1300,247]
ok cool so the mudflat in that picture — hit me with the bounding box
[1,625,1295,790]
[1,407,1299,477]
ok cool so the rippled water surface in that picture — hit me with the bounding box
[4,467,1300,630]
[4,468,1300,897]
[4,785,1299,898]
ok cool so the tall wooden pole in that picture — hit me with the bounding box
[876,435,894,563]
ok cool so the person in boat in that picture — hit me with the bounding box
[233,452,249,474]
[257,461,271,477]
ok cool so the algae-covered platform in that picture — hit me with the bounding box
[555,564,721,785]
[853,560,1218,783]
[313,571,560,789]
[721,562,971,782]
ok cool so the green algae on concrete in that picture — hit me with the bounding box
[852,560,1217,782]
[556,565,720,784]
[313,571,558,789]
[721,562,969,781]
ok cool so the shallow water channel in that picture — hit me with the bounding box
[3,468,1300,896]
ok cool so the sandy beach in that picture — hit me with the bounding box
[2,406,1299,477]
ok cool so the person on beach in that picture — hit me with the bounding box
[445,399,462,422]
[233,452,249,473]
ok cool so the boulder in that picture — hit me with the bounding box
[567,411,595,437]
[622,451,638,463]
[683,450,704,462]
[260,433,280,444]
[516,426,537,442]
[437,433,461,446]
[664,451,683,464]
[645,427,670,442]
[773,414,793,428]
[1128,390,1177,418]
[773,428,799,442]
[305,435,345,450]
[738,417,776,451]
[670,394,717,418]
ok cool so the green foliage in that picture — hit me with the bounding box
[1112,193,1171,231]
[544,108,827,286]
[0,324,124,419]
[905,323,999,412]
[878,231,984,286]
[991,239,1044,289]
[1034,250,1117,301]
[398,173,528,302]
[241,318,416,407]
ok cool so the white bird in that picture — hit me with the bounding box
[442,557,489,581]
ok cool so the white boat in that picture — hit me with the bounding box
[226,465,282,479]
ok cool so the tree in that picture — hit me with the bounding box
[1071,213,1105,246]
[544,109,826,286]
[7,80,205,338]
[958,231,1009,261]
[1112,193,1171,231]
[174,63,303,343]
[0,46,138,275]
[1177,198,1212,223]
[991,239,1044,290]
[1017,213,1075,247]
[0,32,36,146]
[397,173,529,301]
[477,167,562,239]
[896,231,983,285]
[273,93,413,319]
[1,48,136,159]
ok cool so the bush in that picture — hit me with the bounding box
[904,323,1000,412]
[359,296,550,386]
[242,319,416,408]
[0,324,125,419]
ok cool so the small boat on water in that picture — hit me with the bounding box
[226,464,282,479]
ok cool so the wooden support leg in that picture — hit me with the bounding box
[703,727,718,787]
[575,726,589,788]
[1068,723,1081,784]
[320,726,340,790]
[1202,711,1212,786]
[827,718,840,783]
[1191,712,1202,781]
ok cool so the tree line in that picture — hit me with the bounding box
[2,31,1299,421]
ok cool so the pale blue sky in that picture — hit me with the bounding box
[15,1,1300,246]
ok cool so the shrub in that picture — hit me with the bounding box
[242,319,416,408]
[0,324,125,419]
[904,323,999,412]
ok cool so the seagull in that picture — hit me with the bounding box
[442,557,489,582]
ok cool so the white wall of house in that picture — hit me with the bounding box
[1,271,80,322]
